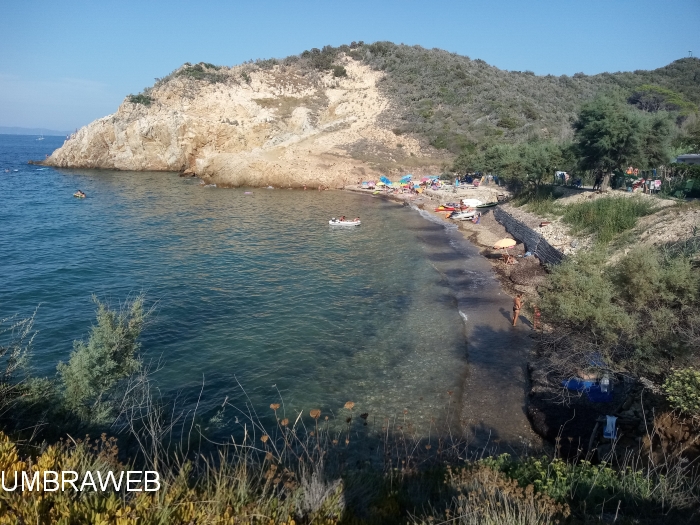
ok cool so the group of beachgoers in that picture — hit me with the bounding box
[73,190,86,198]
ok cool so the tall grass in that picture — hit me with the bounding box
[562,196,657,244]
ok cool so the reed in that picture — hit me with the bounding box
[562,196,657,244]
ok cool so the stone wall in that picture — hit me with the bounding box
[493,207,565,266]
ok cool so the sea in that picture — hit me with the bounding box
[0,134,533,444]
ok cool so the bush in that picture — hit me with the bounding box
[57,295,146,423]
[663,368,700,417]
[177,63,227,83]
[332,65,347,78]
[128,94,153,106]
[0,312,35,414]
[539,245,700,375]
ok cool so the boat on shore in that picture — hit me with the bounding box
[448,210,478,220]
[476,201,499,208]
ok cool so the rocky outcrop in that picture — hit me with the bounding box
[45,58,444,187]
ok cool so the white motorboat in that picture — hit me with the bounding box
[449,210,477,221]
[460,198,483,207]
[329,218,361,226]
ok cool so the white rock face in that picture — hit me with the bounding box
[46,59,440,187]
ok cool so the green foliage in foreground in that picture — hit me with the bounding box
[1,429,698,524]
[57,295,146,424]
[663,368,700,418]
[561,196,657,244]
[539,245,700,375]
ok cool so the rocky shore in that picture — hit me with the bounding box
[42,59,447,189]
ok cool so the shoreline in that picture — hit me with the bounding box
[347,186,545,452]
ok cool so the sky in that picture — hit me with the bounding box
[1,0,698,132]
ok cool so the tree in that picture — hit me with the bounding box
[518,141,565,189]
[459,141,566,190]
[58,295,146,423]
[574,96,672,186]
[574,97,644,177]
[638,112,672,168]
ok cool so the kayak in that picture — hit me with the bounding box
[435,206,457,212]
[329,218,361,226]
[73,193,85,198]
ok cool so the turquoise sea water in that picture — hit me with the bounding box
[1,134,529,441]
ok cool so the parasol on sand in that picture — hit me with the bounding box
[494,238,517,263]
[493,238,517,249]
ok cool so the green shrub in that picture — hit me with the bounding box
[57,295,146,423]
[663,368,700,417]
[332,65,347,77]
[128,94,153,106]
[497,115,521,129]
[540,245,700,375]
[177,63,227,83]
[562,196,656,244]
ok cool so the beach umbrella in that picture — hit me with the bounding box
[494,238,517,262]
[494,238,516,249]
[380,176,392,185]
[399,174,412,183]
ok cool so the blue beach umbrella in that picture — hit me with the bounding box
[380,176,392,185]
[399,174,412,183]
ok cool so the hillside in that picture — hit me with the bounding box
[44,43,700,187]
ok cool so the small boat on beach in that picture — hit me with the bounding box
[476,201,499,208]
[329,218,361,226]
[449,210,478,220]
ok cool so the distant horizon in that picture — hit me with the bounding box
[0,126,71,136]
[2,0,698,130]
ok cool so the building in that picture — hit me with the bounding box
[674,154,700,165]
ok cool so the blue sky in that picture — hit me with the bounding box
[1,0,698,131]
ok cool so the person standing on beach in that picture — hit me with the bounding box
[512,293,523,326]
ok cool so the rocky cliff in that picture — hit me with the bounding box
[45,58,445,187]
